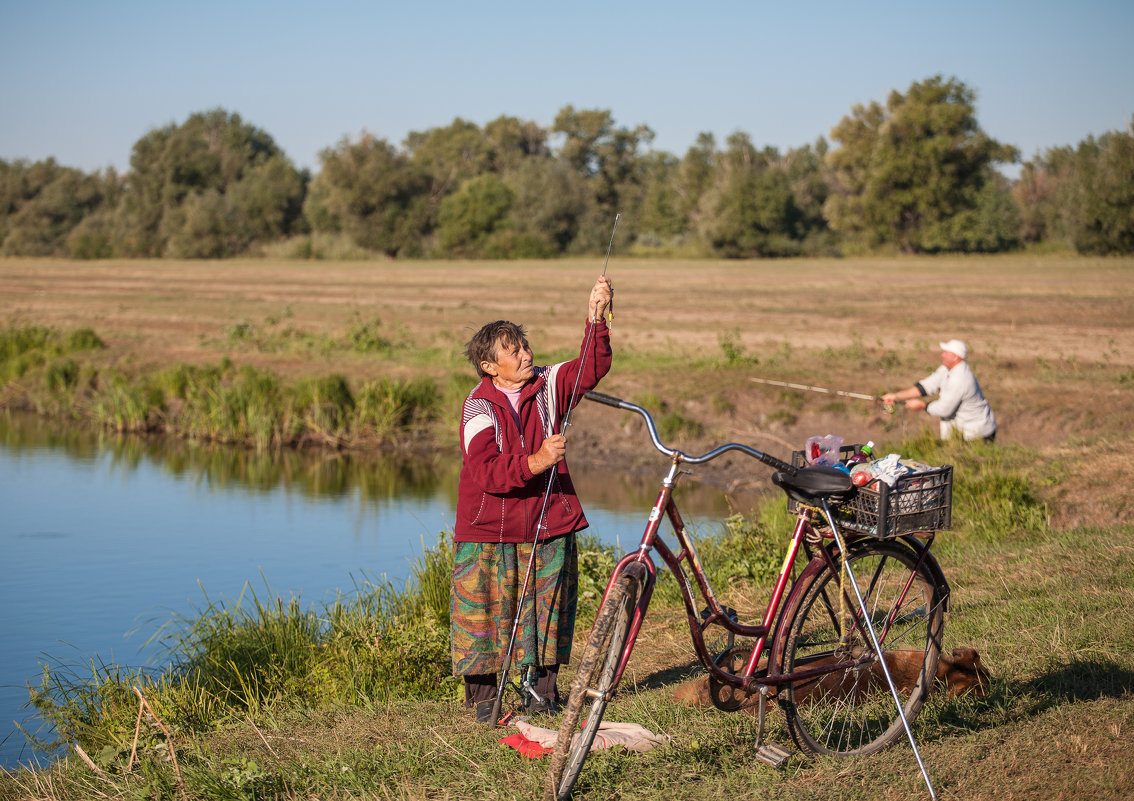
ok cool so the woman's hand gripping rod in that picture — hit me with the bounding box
[488,215,619,727]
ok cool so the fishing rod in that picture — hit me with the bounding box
[749,376,881,402]
[750,375,910,432]
[489,213,620,728]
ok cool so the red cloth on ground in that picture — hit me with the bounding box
[498,731,553,758]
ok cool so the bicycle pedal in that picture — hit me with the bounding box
[754,742,791,769]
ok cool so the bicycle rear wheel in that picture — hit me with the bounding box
[779,539,945,757]
[545,571,641,801]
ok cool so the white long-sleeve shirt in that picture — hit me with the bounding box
[917,361,997,441]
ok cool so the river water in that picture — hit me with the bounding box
[0,411,747,769]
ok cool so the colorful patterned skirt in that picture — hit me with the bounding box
[450,534,578,676]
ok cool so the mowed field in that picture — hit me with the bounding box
[3,255,1131,368]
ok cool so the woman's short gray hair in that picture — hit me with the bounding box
[465,320,528,378]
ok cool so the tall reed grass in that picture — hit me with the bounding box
[0,326,103,384]
[0,325,443,450]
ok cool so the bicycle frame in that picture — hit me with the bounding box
[552,391,945,800]
[584,391,940,700]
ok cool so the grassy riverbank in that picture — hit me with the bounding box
[2,255,1133,798]
[2,438,1132,800]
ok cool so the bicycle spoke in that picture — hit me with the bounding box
[780,540,944,757]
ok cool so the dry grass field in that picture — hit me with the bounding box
[3,254,1131,366]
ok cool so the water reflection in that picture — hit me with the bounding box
[1,410,460,507]
[0,410,754,519]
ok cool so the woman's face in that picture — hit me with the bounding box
[483,336,533,389]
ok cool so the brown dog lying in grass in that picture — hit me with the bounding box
[673,647,990,712]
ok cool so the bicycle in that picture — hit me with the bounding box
[545,391,952,800]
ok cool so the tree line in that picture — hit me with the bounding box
[2,75,1131,260]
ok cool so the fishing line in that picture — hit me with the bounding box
[488,213,620,727]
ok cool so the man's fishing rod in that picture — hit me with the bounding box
[749,375,910,428]
[488,213,619,728]
[749,376,881,402]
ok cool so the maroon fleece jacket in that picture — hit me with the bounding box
[454,320,612,543]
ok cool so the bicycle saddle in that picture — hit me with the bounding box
[771,466,856,506]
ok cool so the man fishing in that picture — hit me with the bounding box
[450,275,613,722]
[882,339,997,442]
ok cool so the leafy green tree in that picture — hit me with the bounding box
[782,139,836,254]
[483,115,550,171]
[0,158,117,256]
[500,157,588,255]
[1066,123,1134,254]
[659,132,719,246]
[435,174,515,256]
[678,134,716,211]
[553,106,654,248]
[405,118,494,203]
[635,152,688,243]
[304,134,431,257]
[1015,120,1134,253]
[554,106,617,178]
[65,207,117,259]
[116,108,306,257]
[824,75,1019,252]
[696,133,802,257]
[933,171,1020,252]
[161,189,235,258]
[1012,147,1075,244]
[229,157,310,243]
[0,158,27,246]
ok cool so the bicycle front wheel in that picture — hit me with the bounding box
[779,539,945,757]
[545,571,641,801]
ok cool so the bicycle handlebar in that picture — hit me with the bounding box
[584,391,798,475]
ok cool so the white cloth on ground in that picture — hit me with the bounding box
[516,719,671,754]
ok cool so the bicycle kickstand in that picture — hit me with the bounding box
[753,685,790,769]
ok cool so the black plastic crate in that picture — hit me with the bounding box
[788,444,953,538]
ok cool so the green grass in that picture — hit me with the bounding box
[0,325,103,387]
[7,533,1132,799]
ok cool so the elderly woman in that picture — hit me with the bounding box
[451,276,613,720]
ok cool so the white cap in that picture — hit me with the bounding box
[939,339,967,359]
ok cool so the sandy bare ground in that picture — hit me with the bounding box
[3,255,1133,527]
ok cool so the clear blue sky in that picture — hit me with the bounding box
[2,0,1131,176]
